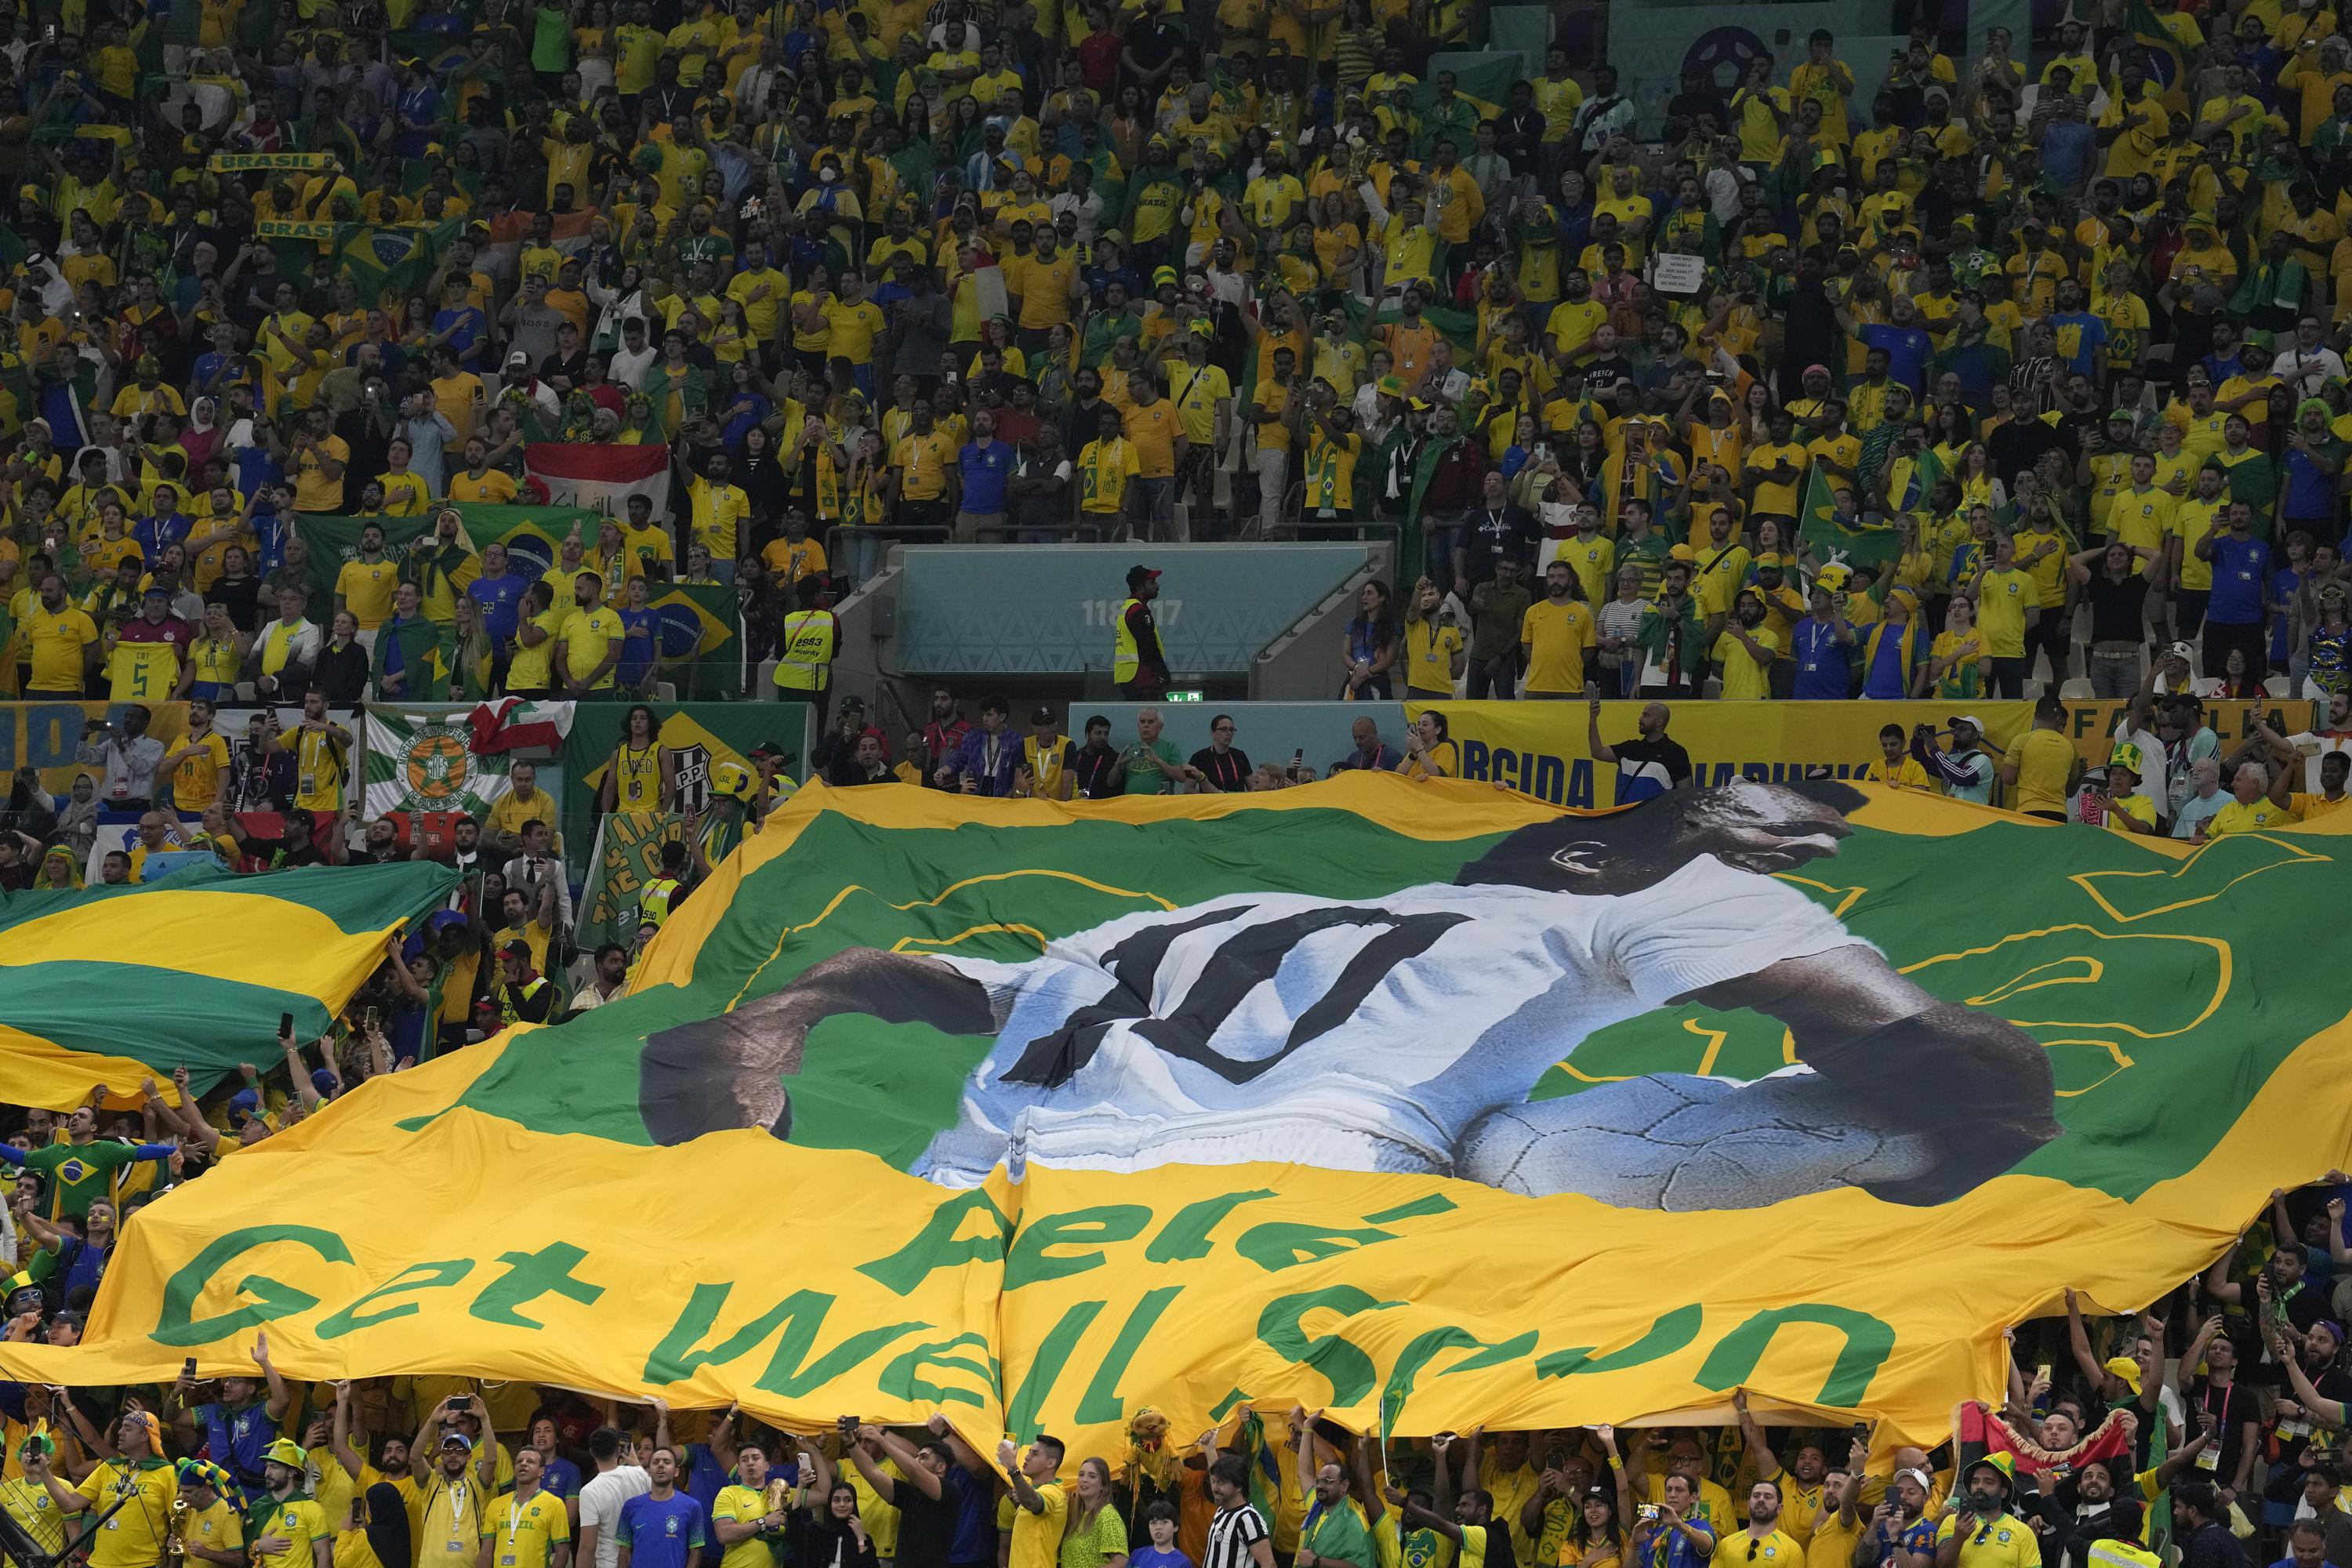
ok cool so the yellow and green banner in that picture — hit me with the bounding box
[9,779,2350,1454]
[0,862,455,1109]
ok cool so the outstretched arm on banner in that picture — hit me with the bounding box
[1685,948,2059,1207]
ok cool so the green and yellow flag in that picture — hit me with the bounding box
[0,862,455,1109]
[8,780,2350,1454]
[1798,464,1904,575]
[300,504,602,605]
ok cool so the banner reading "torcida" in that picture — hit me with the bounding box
[1406,699,2314,806]
[7,779,2350,1457]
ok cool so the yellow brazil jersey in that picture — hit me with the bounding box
[1931,1512,2042,1568]
[561,605,624,687]
[821,298,885,364]
[253,1494,330,1568]
[1303,430,1361,514]
[292,723,348,813]
[1974,566,2035,659]
[335,557,400,629]
[379,470,431,514]
[1078,437,1141,514]
[2111,486,2174,554]
[172,728,233,811]
[1519,597,1596,694]
[1403,618,1462,695]
[1715,625,1780,699]
[418,1472,492,1568]
[187,1496,245,1560]
[510,609,564,691]
[3,1472,69,1558]
[711,1483,789,1568]
[2172,495,2225,590]
[2205,797,2300,837]
[1555,532,1615,608]
[79,1460,179,1568]
[24,603,98,691]
[481,1487,569,1568]
[893,431,954,501]
[106,640,181,702]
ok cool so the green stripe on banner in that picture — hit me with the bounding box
[0,861,450,942]
[0,964,347,1080]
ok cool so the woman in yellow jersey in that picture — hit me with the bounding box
[1396,708,1458,779]
[1955,441,2004,511]
[599,702,677,813]
[710,297,753,367]
[1920,593,1986,697]
[180,600,249,701]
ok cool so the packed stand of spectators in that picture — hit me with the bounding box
[7,1167,2352,1568]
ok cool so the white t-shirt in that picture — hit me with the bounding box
[914,855,1863,1185]
[579,1465,652,1568]
[2111,716,2168,818]
[2287,727,2352,792]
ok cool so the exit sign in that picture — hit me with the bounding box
[1165,690,1204,702]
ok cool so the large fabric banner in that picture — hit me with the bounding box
[1408,699,2314,806]
[9,778,2351,1455]
[0,862,454,1109]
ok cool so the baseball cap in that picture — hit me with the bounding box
[499,938,534,960]
[1031,706,1056,724]
[1755,551,1784,568]
[506,349,529,368]
[2107,408,2134,423]
[310,1068,339,1096]
[747,742,789,762]
[440,1431,475,1450]
[228,1087,260,1115]
[52,1307,86,1330]
[1948,713,1985,732]
[1126,564,1160,588]
[2103,1355,2143,1395]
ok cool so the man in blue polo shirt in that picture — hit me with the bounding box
[952,407,1015,543]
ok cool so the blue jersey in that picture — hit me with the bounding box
[467,572,531,647]
[199,1399,278,1489]
[615,1493,705,1568]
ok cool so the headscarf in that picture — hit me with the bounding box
[561,390,600,443]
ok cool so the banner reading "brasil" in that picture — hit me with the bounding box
[7,778,2350,1455]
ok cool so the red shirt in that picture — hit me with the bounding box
[117,614,193,651]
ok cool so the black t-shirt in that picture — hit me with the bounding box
[1463,506,1540,582]
[207,575,267,634]
[1191,746,1252,793]
[1610,735,1693,799]
[2183,1375,2259,1484]
[2083,573,2150,644]
[891,1480,959,1568]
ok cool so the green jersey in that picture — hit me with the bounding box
[12,1138,169,1220]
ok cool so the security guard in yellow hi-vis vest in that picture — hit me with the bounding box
[640,840,691,929]
[771,576,839,728]
[1022,706,1078,800]
[492,940,556,1025]
[1112,564,1168,699]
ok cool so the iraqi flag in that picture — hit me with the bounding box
[525,443,673,521]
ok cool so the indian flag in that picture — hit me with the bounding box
[526,443,674,520]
